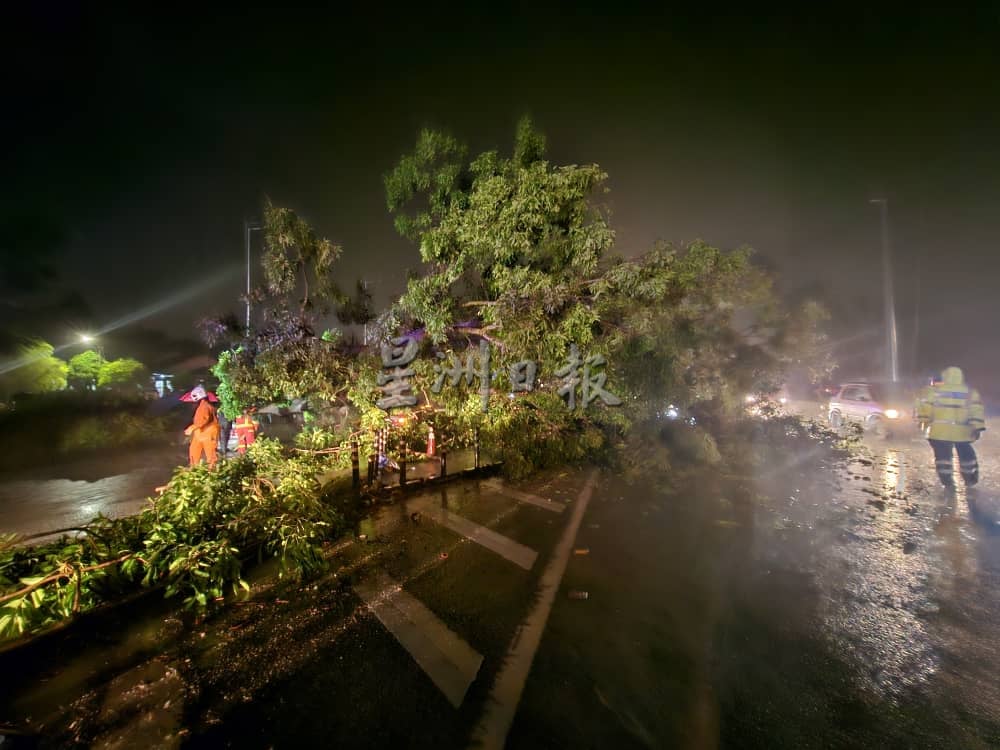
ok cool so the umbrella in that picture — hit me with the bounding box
[179,385,219,403]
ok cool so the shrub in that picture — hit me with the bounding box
[0,438,353,642]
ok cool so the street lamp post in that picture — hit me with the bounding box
[245,220,263,332]
[870,198,899,383]
[79,334,103,390]
[79,334,104,362]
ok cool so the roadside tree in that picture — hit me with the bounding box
[0,340,67,399]
[67,349,103,390]
[204,200,364,415]
[97,357,147,391]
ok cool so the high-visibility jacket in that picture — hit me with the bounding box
[185,399,220,443]
[915,366,985,442]
[233,415,259,445]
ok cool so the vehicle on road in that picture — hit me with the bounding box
[744,385,790,418]
[827,381,916,437]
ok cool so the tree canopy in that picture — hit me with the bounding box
[68,350,103,390]
[383,117,828,417]
[0,340,67,399]
[208,116,833,447]
[97,357,147,390]
[205,201,356,412]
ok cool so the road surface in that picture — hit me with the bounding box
[3,418,1000,748]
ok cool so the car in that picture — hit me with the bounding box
[656,403,697,425]
[744,385,790,418]
[827,381,916,437]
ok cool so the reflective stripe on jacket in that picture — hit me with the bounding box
[915,366,985,442]
[233,417,259,443]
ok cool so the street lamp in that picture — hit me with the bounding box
[870,198,899,383]
[245,220,263,331]
[79,334,104,361]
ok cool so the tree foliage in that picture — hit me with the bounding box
[205,202,358,411]
[0,340,67,399]
[335,280,375,326]
[97,357,147,390]
[774,299,837,386]
[0,439,348,643]
[385,116,613,367]
[262,198,343,315]
[67,350,103,389]
[384,118,831,424]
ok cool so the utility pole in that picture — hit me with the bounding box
[912,245,921,375]
[244,220,262,332]
[870,198,899,382]
[362,279,371,345]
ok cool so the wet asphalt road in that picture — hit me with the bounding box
[4,415,1000,747]
[511,411,1000,748]
[0,446,181,541]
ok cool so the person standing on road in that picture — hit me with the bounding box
[184,386,221,468]
[915,366,986,488]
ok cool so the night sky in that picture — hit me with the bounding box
[3,5,999,386]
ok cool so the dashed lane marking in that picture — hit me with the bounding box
[468,470,599,749]
[409,497,539,571]
[355,571,484,709]
[481,478,566,513]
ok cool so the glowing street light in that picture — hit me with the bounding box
[78,334,104,361]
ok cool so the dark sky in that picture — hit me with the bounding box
[2,4,999,383]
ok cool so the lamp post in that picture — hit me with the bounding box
[245,220,263,332]
[870,198,899,383]
[79,334,103,391]
[79,334,104,362]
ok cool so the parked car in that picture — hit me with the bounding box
[827,381,916,437]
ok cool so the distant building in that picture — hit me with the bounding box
[151,372,174,398]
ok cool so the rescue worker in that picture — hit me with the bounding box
[915,366,986,488]
[232,408,260,455]
[184,386,220,468]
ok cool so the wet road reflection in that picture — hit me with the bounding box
[0,450,177,540]
[4,421,1000,747]
[758,428,1000,708]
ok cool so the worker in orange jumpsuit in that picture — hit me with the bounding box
[184,387,220,467]
[232,408,260,455]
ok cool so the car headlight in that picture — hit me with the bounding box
[745,394,756,404]
[779,396,788,404]
[884,409,899,419]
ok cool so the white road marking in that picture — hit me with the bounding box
[481,478,566,513]
[410,497,538,571]
[355,571,483,708]
[468,470,598,749]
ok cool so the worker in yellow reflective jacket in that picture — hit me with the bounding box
[915,367,986,488]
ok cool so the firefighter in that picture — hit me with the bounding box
[915,366,986,488]
[184,387,221,468]
[233,408,260,455]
